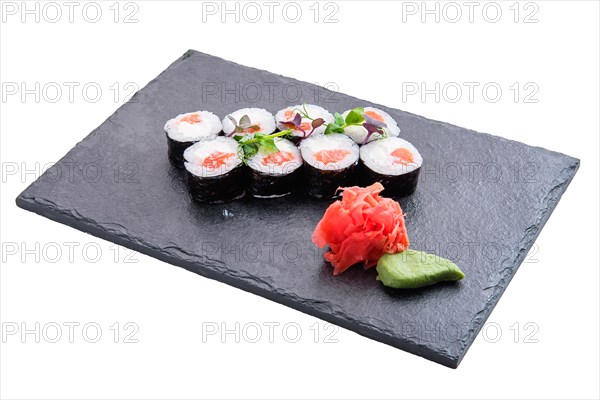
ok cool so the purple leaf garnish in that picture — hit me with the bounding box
[225,115,239,137]
[239,115,252,129]
[278,120,297,130]
[363,113,387,128]
[303,118,325,139]
[362,122,384,145]
[279,112,307,136]
[363,122,383,134]
[291,112,302,127]
[228,114,261,135]
[311,118,325,130]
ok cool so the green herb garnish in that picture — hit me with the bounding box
[322,107,388,144]
[234,130,293,163]
[280,104,390,144]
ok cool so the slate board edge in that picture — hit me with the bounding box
[179,49,579,163]
[14,49,581,368]
[16,195,462,368]
[452,160,579,366]
[15,159,579,369]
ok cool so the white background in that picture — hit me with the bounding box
[1,1,599,399]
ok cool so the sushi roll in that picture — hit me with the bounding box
[222,108,276,136]
[246,138,303,198]
[359,137,422,197]
[300,134,360,199]
[183,137,245,204]
[164,111,222,168]
[342,107,401,144]
[275,104,334,138]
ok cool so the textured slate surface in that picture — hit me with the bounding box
[16,50,579,368]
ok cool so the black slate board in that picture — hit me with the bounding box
[16,50,579,368]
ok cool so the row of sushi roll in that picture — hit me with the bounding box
[164,105,423,204]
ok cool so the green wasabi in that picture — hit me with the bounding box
[376,250,465,289]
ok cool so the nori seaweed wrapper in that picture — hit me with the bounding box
[249,167,302,198]
[186,164,246,204]
[360,160,421,198]
[166,132,196,169]
[304,161,358,200]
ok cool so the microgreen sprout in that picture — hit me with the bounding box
[361,112,388,144]
[277,105,325,139]
[323,107,388,144]
[234,129,293,163]
[288,104,388,144]
[226,114,261,137]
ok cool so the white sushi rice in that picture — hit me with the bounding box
[184,136,242,178]
[222,108,276,136]
[275,104,334,137]
[247,138,302,176]
[300,133,359,171]
[164,110,222,142]
[360,137,422,175]
[342,107,401,144]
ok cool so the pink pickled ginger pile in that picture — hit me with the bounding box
[312,182,410,275]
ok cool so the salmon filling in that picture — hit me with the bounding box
[202,152,235,169]
[283,109,295,119]
[364,110,384,122]
[391,147,414,165]
[314,149,351,165]
[261,151,295,166]
[241,126,260,134]
[180,113,202,124]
